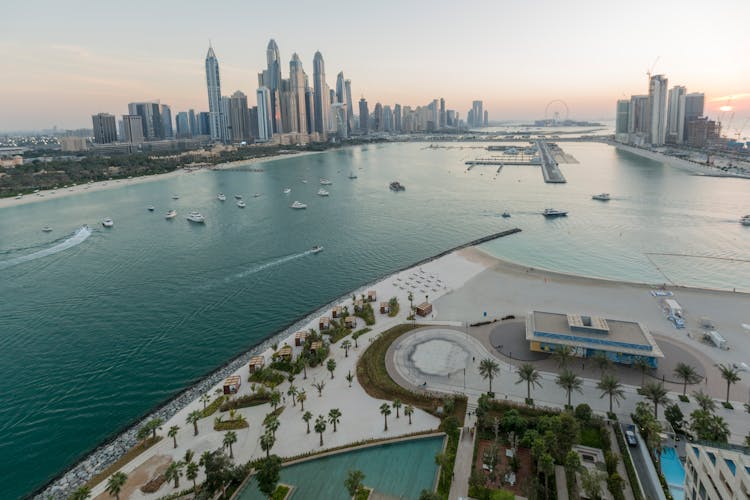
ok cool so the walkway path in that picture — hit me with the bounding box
[449,395,477,500]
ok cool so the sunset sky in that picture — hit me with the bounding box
[2,0,749,132]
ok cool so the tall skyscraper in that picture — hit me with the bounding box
[483,110,489,127]
[647,75,668,145]
[198,112,211,136]
[374,102,383,131]
[344,79,354,134]
[219,96,231,141]
[175,112,191,138]
[256,87,272,142]
[383,106,393,132]
[121,115,144,143]
[358,98,369,134]
[684,93,705,141]
[91,113,117,144]
[188,109,198,136]
[289,54,307,135]
[127,102,163,140]
[161,104,173,139]
[666,86,686,144]
[471,100,483,128]
[304,87,316,136]
[615,99,630,136]
[394,104,402,132]
[312,51,329,138]
[330,103,348,139]
[439,98,446,128]
[335,72,345,104]
[205,44,222,141]
[265,39,283,134]
[629,95,649,134]
[228,91,252,142]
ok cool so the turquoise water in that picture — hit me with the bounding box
[661,447,685,500]
[236,436,444,500]
[1,142,749,497]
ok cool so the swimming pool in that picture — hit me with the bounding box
[235,435,445,500]
[661,447,685,500]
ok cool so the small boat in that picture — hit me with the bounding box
[741,215,750,226]
[501,211,511,218]
[165,210,177,219]
[237,200,246,208]
[42,225,53,232]
[102,218,114,227]
[186,211,205,223]
[172,195,179,200]
[234,194,243,200]
[542,208,568,218]
[348,172,358,179]
[253,193,262,198]
[147,205,155,212]
[15,194,22,199]
[217,193,226,201]
[283,187,291,194]
[317,188,329,197]
[320,178,332,185]
[592,193,611,201]
[290,201,307,209]
[311,245,323,254]
[389,181,406,192]
[301,180,307,184]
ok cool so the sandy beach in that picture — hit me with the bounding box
[0,150,321,210]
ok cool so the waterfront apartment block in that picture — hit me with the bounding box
[525,311,664,367]
[685,443,750,499]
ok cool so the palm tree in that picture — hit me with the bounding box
[552,345,574,369]
[287,384,298,406]
[298,389,307,411]
[265,415,280,438]
[674,363,702,395]
[597,374,625,414]
[346,371,354,388]
[404,405,414,424]
[187,410,201,436]
[556,369,583,407]
[328,408,342,431]
[313,380,326,396]
[300,353,309,380]
[407,291,414,316]
[223,430,237,458]
[327,358,337,379]
[69,486,92,500]
[147,417,163,441]
[260,430,275,458]
[183,449,194,465]
[303,411,313,433]
[106,471,128,500]
[270,390,281,410]
[638,381,669,419]
[592,352,612,374]
[315,414,327,446]
[478,358,500,394]
[515,363,542,401]
[185,461,199,491]
[380,403,392,431]
[633,357,652,385]
[164,461,183,488]
[393,399,402,418]
[717,364,741,404]
[341,339,352,357]
[692,390,717,412]
[168,425,180,448]
[199,393,211,410]
[345,469,366,497]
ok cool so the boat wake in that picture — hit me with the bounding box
[226,248,317,282]
[0,226,92,270]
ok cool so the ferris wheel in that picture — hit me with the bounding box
[544,100,570,125]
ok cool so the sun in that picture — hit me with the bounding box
[719,105,733,112]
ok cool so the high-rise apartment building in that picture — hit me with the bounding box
[175,112,191,138]
[263,39,283,134]
[91,113,117,144]
[383,106,393,132]
[219,96,231,141]
[289,54,307,134]
[471,100,483,128]
[331,103,348,139]
[344,79,354,134]
[205,45,222,141]
[439,98,446,128]
[483,110,489,127]
[629,95,649,134]
[648,75,668,145]
[312,51,329,138]
[394,104,402,132]
[358,98,369,134]
[228,91,252,143]
[684,443,750,500]
[666,86,686,144]
[304,87,316,137]
[127,102,163,140]
[161,105,173,139]
[615,100,630,140]
[687,117,721,148]
[188,110,198,137]
[198,112,211,136]
[373,102,383,132]
[121,115,144,143]
[256,87,272,142]
[684,93,705,141]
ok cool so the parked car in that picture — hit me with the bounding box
[625,425,638,447]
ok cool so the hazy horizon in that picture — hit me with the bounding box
[2,0,749,132]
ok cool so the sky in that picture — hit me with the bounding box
[2,0,749,133]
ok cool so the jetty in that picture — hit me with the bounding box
[537,140,567,183]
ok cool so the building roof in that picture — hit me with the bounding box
[417,302,431,309]
[224,375,241,385]
[527,311,664,358]
[249,355,265,366]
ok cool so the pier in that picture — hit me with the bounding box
[537,140,567,183]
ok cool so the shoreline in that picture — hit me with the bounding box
[0,150,321,211]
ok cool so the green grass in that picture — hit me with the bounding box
[354,486,371,500]
[249,368,286,388]
[200,395,227,418]
[579,426,606,449]
[271,484,290,500]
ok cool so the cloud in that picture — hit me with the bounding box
[709,93,750,102]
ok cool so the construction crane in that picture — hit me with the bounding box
[646,56,660,81]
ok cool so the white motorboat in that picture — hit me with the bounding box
[172,195,179,200]
[217,193,227,201]
[186,211,205,223]
[320,178,332,185]
[15,194,22,199]
[311,245,323,254]
[42,225,53,232]
[283,187,291,194]
[741,215,750,226]
[592,193,611,201]
[253,193,262,198]
[348,172,358,179]
[501,211,511,218]
[102,218,114,227]
[542,208,568,217]
[290,201,307,209]
[301,180,307,184]
[234,194,243,200]
[317,188,329,197]
[147,205,155,212]
[165,209,177,219]
[237,200,246,208]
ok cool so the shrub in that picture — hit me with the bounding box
[678,394,689,403]
[574,403,593,424]
[200,395,227,418]
[249,368,286,388]
[221,391,271,411]
[355,302,376,326]
[722,402,734,409]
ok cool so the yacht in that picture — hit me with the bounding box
[283,187,291,194]
[542,208,568,218]
[217,193,226,201]
[389,181,406,192]
[165,209,177,219]
[317,188,329,197]
[172,195,179,200]
[501,211,511,218]
[147,205,155,212]
[290,201,307,209]
[348,172,358,179]
[253,193,262,198]
[320,178,332,185]
[42,225,53,232]
[301,180,308,184]
[741,215,750,226]
[592,193,611,201]
[311,245,323,254]
[237,200,246,208]
[186,211,205,223]
[102,218,114,227]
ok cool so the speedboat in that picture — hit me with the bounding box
[237,200,246,208]
[172,195,179,200]
[217,193,226,201]
[317,188,329,197]
[311,245,323,254]
[253,193,262,198]
[234,194,242,200]
[501,211,511,218]
[348,172,358,179]
[165,209,177,219]
[741,215,750,226]
[283,187,291,194]
[290,201,307,209]
[320,178,332,185]
[592,193,611,201]
[301,180,307,184]
[147,205,155,212]
[42,225,53,232]
[186,211,205,223]
[389,181,406,191]
[102,218,114,227]
[542,208,568,217]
